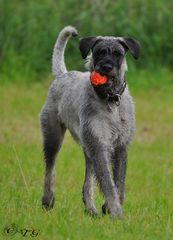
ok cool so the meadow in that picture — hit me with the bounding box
[1,1,173,239]
[0,69,173,240]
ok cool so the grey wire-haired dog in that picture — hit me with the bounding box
[40,26,140,218]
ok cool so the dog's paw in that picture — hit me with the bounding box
[42,194,55,210]
[110,206,123,219]
[85,207,100,218]
[102,202,123,219]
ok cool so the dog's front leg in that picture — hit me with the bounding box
[84,143,123,218]
[82,151,99,216]
[94,148,123,218]
[81,117,123,218]
[111,145,127,205]
[102,146,127,214]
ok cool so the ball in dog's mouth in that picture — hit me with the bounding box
[90,71,108,86]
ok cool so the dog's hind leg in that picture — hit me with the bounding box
[82,151,99,216]
[40,105,66,210]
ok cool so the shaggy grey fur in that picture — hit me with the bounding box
[40,26,140,218]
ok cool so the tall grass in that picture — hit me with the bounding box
[0,0,173,83]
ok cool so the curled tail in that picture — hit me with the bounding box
[52,26,78,76]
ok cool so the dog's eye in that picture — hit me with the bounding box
[113,51,122,57]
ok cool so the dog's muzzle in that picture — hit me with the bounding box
[95,61,115,76]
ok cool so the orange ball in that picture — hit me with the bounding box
[90,71,108,86]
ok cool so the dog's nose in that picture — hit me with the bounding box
[102,63,113,72]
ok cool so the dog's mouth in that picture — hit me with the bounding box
[95,69,115,78]
[93,64,120,84]
[90,70,121,89]
[91,69,120,87]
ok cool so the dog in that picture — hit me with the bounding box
[40,26,140,218]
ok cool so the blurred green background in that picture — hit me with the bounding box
[1,1,173,240]
[1,0,173,83]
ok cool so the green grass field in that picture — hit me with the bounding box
[0,69,173,240]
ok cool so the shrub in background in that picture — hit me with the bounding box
[0,0,173,83]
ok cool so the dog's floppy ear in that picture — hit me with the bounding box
[79,37,98,59]
[119,37,141,59]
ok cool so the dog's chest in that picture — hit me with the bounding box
[114,108,133,145]
[99,101,135,146]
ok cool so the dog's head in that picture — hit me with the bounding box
[79,36,140,85]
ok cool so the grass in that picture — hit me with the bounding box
[0,69,173,240]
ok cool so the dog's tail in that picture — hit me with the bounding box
[52,26,78,76]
